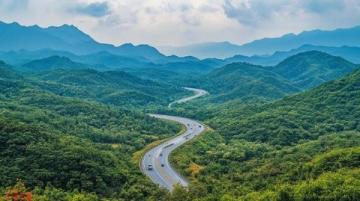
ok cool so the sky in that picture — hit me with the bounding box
[1,0,360,47]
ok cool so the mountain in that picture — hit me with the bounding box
[0,60,21,79]
[0,61,182,199]
[159,41,243,59]
[0,49,155,69]
[0,49,209,72]
[203,62,300,102]
[226,45,360,66]
[170,62,360,201]
[272,51,358,89]
[161,25,360,58]
[263,45,360,65]
[212,67,360,145]
[33,68,186,106]
[78,51,155,68]
[239,26,360,55]
[159,59,223,74]
[0,61,22,96]
[0,21,165,61]
[224,54,279,66]
[191,51,358,103]
[21,56,89,72]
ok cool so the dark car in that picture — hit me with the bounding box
[147,164,153,170]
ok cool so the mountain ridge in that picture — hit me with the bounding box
[160,25,360,58]
[0,21,165,61]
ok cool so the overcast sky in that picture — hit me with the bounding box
[1,0,360,47]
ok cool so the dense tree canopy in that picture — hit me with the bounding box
[1,51,360,201]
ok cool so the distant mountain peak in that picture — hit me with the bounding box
[58,24,77,28]
[120,43,135,48]
[162,25,360,58]
[0,21,167,61]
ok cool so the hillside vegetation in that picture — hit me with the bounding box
[31,68,187,107]
[170,67,360,200]
[0,60,184,200]
[193,51,358,103]
[273,51,358,89]
[1,47,360,201]
[20,56,89,72]
[204,62,300,102]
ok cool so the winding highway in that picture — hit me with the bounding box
[168,87,209,108]
[141,88,208,191]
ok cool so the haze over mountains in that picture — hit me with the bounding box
[160,25,360,59]
[0,21,164,60]
[1,17,360,201]
[1,21,359,104]
[2,21,360,68]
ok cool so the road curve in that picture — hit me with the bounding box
[141,88,208,191]
[168,87,209,108]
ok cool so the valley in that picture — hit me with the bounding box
[0,19,359,201]
[142,87,208,190]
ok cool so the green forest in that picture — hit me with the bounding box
[0,48,359,201]
[169,66,360,200]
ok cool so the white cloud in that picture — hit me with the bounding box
[0,0,359,46]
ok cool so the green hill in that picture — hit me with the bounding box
[203,62,300,102]
[212,68,360,145]
[0,63,182,199]
[21,56,88,72]
[273,51,358,89]
[170,67,360,200]
[195,51,358,104]
[33,68,186,106]
[0,60,21,79]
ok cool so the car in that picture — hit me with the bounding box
[161,164,165,167]
[147,164,153,170]
[199,125,202,128]
[160,153,163,157]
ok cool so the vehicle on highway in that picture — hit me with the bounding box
[147,164,153,170]
[141,88,209,190]
[164,143,175,148]
[160,153,163,157]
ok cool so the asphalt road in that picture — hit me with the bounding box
[168,87,209,108]
[141,88,208,191]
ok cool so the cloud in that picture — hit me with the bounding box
[75,2,110,17]
[302,0,346,13]
[0,0,28,11]
[1,0,360,47]
[222,0,291,26]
